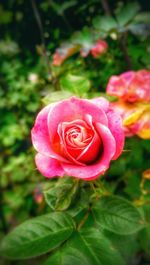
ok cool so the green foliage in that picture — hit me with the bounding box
[0,212,74,259]
[0,178,149,264]
[44,177,79,211]
[60,74,90,97]
[0,0,150,264]
[116,2,140,27]
[92,195,145,235]
[44,228,125,265]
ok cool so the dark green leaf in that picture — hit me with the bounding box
[134,12,150,23]
[104,231,139,263]
[44,228,125,265]
[116,2,140,26]
[0,212,74,259]
[50,0,77,16]
[44,178,79,211]
[139,226,150,254]
[92,195,145,235]
[93,16,118,32]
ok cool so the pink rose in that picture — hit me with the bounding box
[31,97,124,180]
[106,70,150,103]
[90,40,108,58]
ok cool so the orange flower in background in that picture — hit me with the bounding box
[107,70,150,103]
[52,44,79,66]
[107,69,150,139]
[110,101,150,139]
[142,169,150,180]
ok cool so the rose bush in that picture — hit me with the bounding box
[31,97,124,180]
[106,70,150,103]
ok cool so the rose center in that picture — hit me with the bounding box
[65,125,93,148]
[54,118,102,164]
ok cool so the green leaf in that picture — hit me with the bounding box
[60,74,90,97]
[43,228,125,265]
[139,204,150,254]
[0,212,74,259]
[116,2,140,27]
[72,27,94,48]
[42,90,74,105]
[93,16,118,33]
[129,23,150,39]
[134,12,150,23]
[92,195,145,235]
[124,174,141,200]
[104,231,139,263]
[44,178,79,211]
[50,0,77,16]
[139,226,150,254]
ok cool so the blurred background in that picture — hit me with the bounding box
[0,0,150,264]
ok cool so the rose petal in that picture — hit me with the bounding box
[106,109,125,160]
[77,132,101,163]
[107,70,150,103]
[48,97,108,144]
[90,97,109,112]
[57,122,85,165]
[121,71,135,85]
[61,124,116,180]
[106,76,126,97]
[35,153,64,178]
[31,104,70,163]
[77,115,102,163]
[31,105,52,155]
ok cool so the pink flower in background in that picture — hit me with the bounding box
[106,70,150,103]
[33,186,43,204]
[52,39,108,65]
[110,101,150,139]
[80,39,108,58]
[31,97,124,180]
[90,39,108,58]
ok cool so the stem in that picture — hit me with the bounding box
[77,210,90,231]
[31,0,56,83]
[61,13,72,32]
[0,185,8,234]
[119,32,132,70]
[100,0,132,70]
[101,0,111,16]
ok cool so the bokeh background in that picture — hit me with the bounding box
[0,0,150,264]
